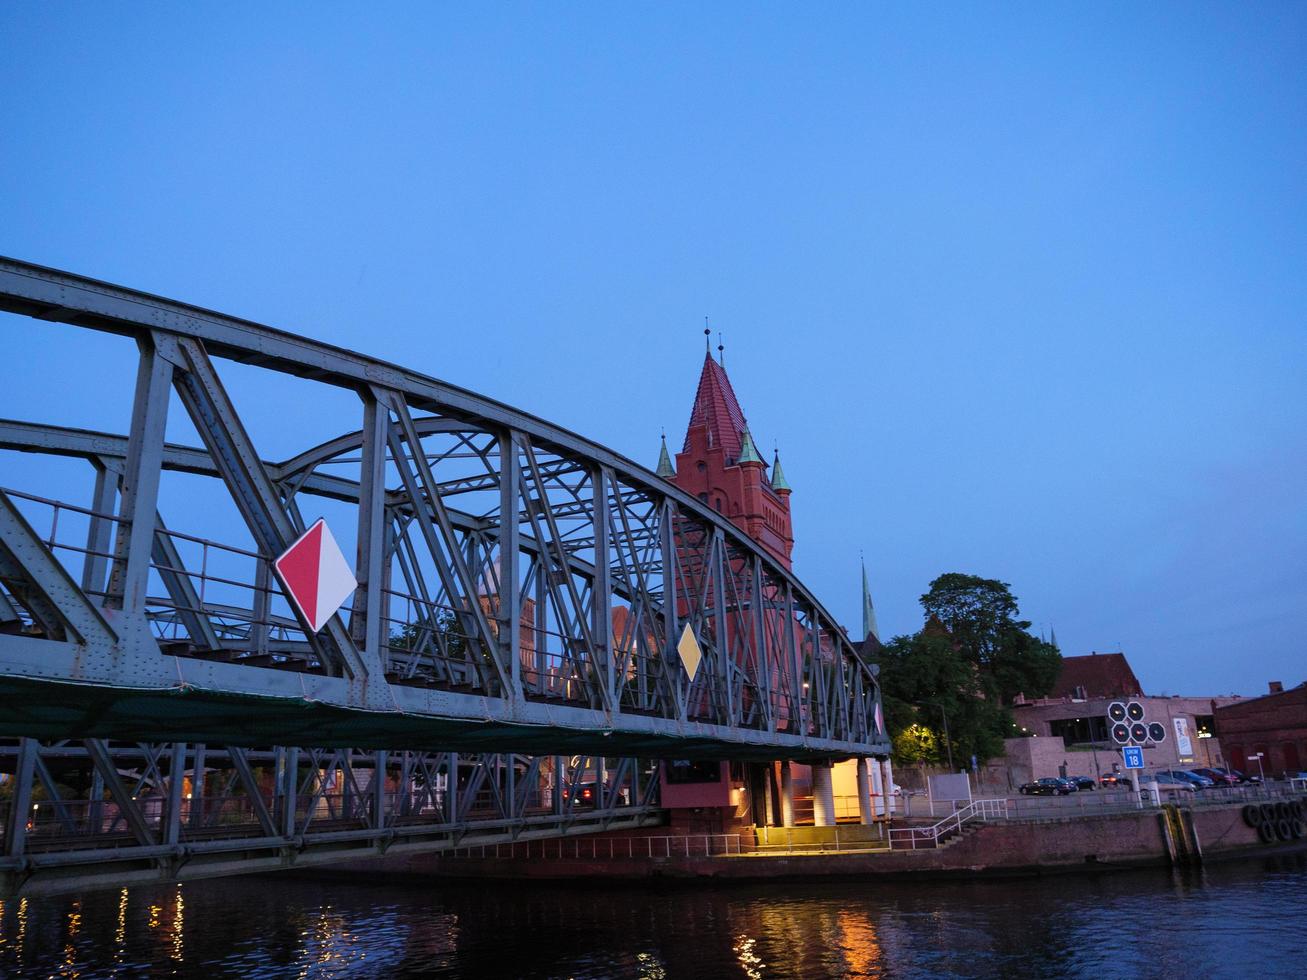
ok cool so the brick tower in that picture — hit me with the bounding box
[657,351,795,569]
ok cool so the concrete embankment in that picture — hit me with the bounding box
[325,802,1307,883]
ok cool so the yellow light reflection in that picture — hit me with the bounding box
[836,910,884,977]
[64,899,83,978]
[16,897,27,960]
[171,884,185,963]
[115,889,128,966]
[635,950,667,979]
[148,904,162,930]
[734,934,765,980]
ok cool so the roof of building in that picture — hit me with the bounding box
[1052,652,1144,700]
[683,353,748,460]
[1213,680,1307,721]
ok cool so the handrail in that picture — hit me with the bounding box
[887,798,1008,850]
[448,833,746,860]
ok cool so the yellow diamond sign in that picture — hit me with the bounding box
[677,623,702,682]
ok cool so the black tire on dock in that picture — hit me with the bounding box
[1243,804,1263,827]
[1291,800,1304,821]
[1276,819,1292,842]
[1291,819,1305,840]
[1276,801,1292,821]
[1257,822,1277,844]
[1260,803,1276,824]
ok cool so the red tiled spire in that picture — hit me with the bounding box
[682,353,748,460]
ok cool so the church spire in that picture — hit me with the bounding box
[682,351,748,460]
[770,449,791,493]
[861,557,880,643]
[655,432,675,478]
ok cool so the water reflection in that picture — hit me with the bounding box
[172,885,184,964]
[0,856,1302,978]
[835,910,883,977]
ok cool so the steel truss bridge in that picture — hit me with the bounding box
[0,257,888,896]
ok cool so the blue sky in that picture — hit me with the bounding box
[1,4,1303,696]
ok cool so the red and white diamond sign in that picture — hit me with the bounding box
[273,518,357,634]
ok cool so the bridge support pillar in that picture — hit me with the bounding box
[812,761,835,828]
[879,758,895,820]
[780,760,795,827]
[856,757,874,825]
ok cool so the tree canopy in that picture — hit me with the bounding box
[876,573,1062,768]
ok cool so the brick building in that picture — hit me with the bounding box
[1215,681,1307,778]
[1009,652,1241,779]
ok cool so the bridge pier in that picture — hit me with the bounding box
[780,760,795,827]
[879,758,895,819]
[812,761,835,827]
[856,757,874,825]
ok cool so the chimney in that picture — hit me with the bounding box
[1269,681,1284,694]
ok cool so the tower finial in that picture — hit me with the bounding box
[717,332,724,366]
[704,320,710,354]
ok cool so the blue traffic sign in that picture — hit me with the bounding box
[1123,746,1144,770]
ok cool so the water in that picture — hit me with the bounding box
[2,856,1304,978]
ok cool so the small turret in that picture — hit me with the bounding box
[770,450,791,494]
[737,428,764,466]
[655,433,675,478]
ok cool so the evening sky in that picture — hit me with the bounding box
[1,3,1303,696]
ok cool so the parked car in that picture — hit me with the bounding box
[1190,767,1239,787]
[1019,777,1072,796]
[1214,767,1260,784]
[1157,769,1213,789]
[1055,777,1080,793]
[1099,772,1133,789]
[1070,776,1097,791]
[1147,772,1197,794]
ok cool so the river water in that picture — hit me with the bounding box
[1,855,1304,978]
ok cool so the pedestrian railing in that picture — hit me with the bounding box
[887,798,1009,850]
[1001,780,1306,820]
[447,833,746,861]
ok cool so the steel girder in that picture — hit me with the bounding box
[0,256,889,761]
[0,738,660,898]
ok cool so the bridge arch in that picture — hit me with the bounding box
[0,256,888,762]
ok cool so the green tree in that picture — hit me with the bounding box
[920,573,1061,703]
[877,630,1011,766]
[876,573,1061,767]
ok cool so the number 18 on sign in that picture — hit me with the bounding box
[1122,746,1144,770]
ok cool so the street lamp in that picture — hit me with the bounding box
[1248,752,1265,783]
